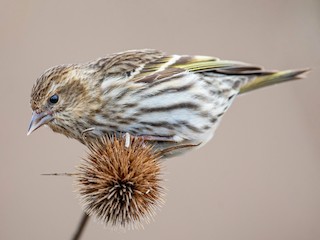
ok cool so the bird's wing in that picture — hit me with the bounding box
[131,53,274,84]
[91,49,165,76]
[93,50,306,93]
[95,49,273,83]
[170,55,265,74]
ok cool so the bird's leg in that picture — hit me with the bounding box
[122,133,185,153]
[132,134,201,156]
[136,135,183,143]
[122,133,181,148]
[122,132,140,148]
[81,127,95,142]
[124,132,131,148]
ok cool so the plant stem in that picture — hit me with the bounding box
[71,212,90,240]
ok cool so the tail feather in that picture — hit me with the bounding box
[239,68,310,94]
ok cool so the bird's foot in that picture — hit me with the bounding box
[81,127,95,141]
[122,133,182,148]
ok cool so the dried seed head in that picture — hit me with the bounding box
[76,135,164,228]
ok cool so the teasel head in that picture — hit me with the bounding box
[76,134,165,229]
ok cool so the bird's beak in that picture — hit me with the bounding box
[27,111,53,135]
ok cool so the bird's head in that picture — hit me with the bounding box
[28,64,99,139]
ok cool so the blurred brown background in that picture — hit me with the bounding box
[1,0,320,239]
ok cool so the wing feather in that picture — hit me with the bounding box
[93,49,274,84]
[131,53,272,83]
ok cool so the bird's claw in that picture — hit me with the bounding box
[121,132,147,148]
[81,127,95,142]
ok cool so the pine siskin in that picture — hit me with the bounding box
[28,49,308,156]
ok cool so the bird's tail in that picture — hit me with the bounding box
[239,69,309,94]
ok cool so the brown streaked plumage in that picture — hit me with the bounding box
[28,49,309,156]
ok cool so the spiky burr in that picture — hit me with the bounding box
[76,135,164,228]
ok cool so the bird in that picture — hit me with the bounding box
[28,49,308,157]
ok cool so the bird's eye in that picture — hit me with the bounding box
[49,94,59,104]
